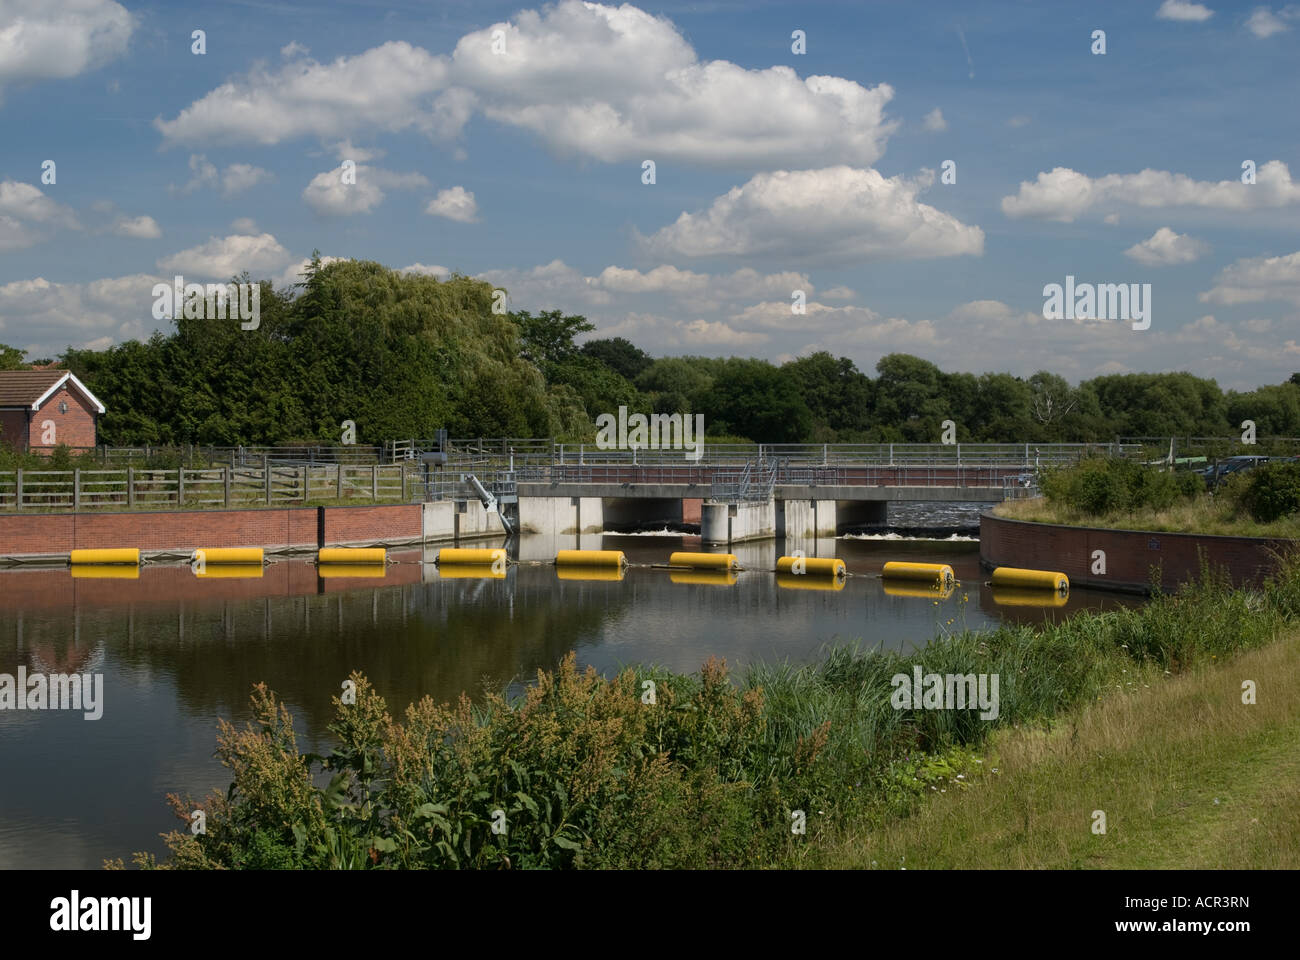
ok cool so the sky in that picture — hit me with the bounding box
[0,0,1298,389]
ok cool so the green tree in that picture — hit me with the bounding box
[580,337,652,381]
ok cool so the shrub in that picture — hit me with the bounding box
[1235,461,1300,522]
[1041,456,1197,516]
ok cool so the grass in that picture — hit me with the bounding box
[803,630,1300,869]
[996,494,1300,538]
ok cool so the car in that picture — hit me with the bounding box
[1202,455,1270,486]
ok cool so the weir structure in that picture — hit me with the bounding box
[419,440,1138,546]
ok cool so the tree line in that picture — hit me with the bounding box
[3,257,1299,446]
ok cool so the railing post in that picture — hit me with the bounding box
[337,464,344,501]
[402,462,408,501]
[177,466,184,508]
[127,466,135,508]
[264,455,271,505]
[15,468,22,511]
[73,468,81,510]
[372,464,378,501]
[223,466,231,507]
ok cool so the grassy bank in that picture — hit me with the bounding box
[995,493,1300,538]
[112,553,1300,870]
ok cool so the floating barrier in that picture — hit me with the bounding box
[69,548,138,566]
[556,564,626,582]
[437,563,506,581]
[317,563,386,579]
[194,563,264,580]
[991,566,1069,594]
[556,549,626,568]
[883,580,955,600]
[775,556,846,577]
[670,568,738,587]
[192,547,264,565]
[318,547,386,565]
[777,572,846,592]
[881,561,955,586]
[991,586,1068,608]
[668,551,738,571]
[70,564,139,580]
[437,547,506,566]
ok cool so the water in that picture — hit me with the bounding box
[0,511,1140,869]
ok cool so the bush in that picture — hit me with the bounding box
[1041,456,1197,516]
[1235,461,1300,522]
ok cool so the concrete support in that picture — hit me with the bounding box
[422,499,505,543]
[518,495,604,536]
[776,499,837,537]
[701,499,775,545]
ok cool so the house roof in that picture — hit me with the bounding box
[0,371,106,414]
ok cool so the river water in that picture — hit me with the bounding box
[0,504,1139,869]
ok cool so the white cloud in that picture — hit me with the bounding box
[1001,161,1300,221]
[1124,227,1209,266]
[922,107,947,132]
[276,255,350,289]
[303,164,428,215]
[425,186,478,222]
[0,180,80,249]
[111,214,161,239]
[0,0,134,98]
[639,166,983,261]
[593,265,811,302]
[1157,0,1214,21]
[280,41,309,58]
[0,272,163,357]
[1245,6,1292,36]
[221,163,273,195]
[400,263,452,279]
[156,233,293,279]
[1200,250,1300,306]
[155,41,451,146]
[230,217,259,234]
[477,259,612,308]
[155,2,898,167]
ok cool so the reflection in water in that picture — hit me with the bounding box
[0,529,1139,869]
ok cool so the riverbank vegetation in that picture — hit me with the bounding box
[5,258,1300,448]
[999,456,1300,537]
[111,550,1300,870]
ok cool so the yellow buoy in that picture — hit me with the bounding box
[777,573,846,591]
[194,563,264,580]
[317,563,386,579]
[437,563,506,580]
[776,556,845,577]
[318,547,386,564]
[992,585,1068,608]
[70,564,140,580]
[437,547,506,566]
[555,549,626,568]
[556,564,626,582]
[991,566,1069,593]
[193,547,263,565]
[669,568,738,586]
[882,561,955,586]
[69,548,139,566]
[668,551,738,570]
[883,580,955,600]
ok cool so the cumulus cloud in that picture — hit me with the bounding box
[0,273,164,357]
[303,164,428,215]
[1245,6,1294,36]
[0,180,80,249]
[276,255,351,289]
[0,0,134,99]
[155,2,897,167]
[169,154,272,196]
[639,166,983,261]
[1124,227,1209,266]
[593,265,812,303]
[110,214,161,239]
[280,41,309,58]
[1200,250,1300,305]
[1001,161,1300,221]
[221,164,273,195]
[230,217,259,234]
[400,263,452,279]
[156,233,293,279]
[922,107,947,132]
[1157,0,1214,21]
[425,186,478,222]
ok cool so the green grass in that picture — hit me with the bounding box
[996,494,1300,538]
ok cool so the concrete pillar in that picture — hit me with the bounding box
[702,499,775,545]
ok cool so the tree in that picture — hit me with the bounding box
[512,310,595,365]
[0,343,25,370]
[580,337,652,381]
[705,359,813,441]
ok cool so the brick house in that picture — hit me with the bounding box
[0,370,105,453]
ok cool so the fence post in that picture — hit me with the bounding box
[264,455,271,505]
[127,466,135,508]
[223,466,231,507]
[74,468,81,510]
[336,464,344,501]
[177,466,185,508]
[402,462,408,501]
[371,464,378,501]
[15,468,22,511]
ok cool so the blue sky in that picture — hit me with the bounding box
[1,0,1298,388]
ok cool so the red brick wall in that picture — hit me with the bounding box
[980,511,1293,592]
[0,503,423,557]
[28,385,97,450]
[0,409,28,450]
